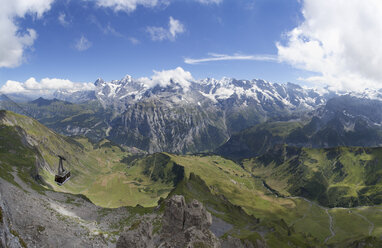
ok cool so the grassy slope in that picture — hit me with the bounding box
[241,145,382,245]
[0,110,174,208]
[216,121,303,160]
[243,145,382,208]
[2,110,382,246]
[167,153,377,246]
[0,124,46,193]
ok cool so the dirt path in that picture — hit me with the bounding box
[262,182,337,243]
[286,196,336,243]
[353,211,374,236]
[324,209,335,243]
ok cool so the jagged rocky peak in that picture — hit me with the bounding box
[117,195,218,248]
[109,74,134,86]
[121,74,132,83]
[162,195,212,233]
[117,195,258,248]
[94,77,105,86]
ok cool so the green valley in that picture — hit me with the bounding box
[243,145,382,207]
[2,110,382,247]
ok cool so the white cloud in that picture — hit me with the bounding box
[0,0,54,68]
[146,26,168,41]
[184,53,278,64]
[128,37,140,44]
[95,0,166,12]
[147,16,185,41]
[94,0,219,12]
[58,12,69,26]
[196,0,222,4]
[138,67,193,89]
[75,35,92,51]
[0,77,95,97]
[168,17,184,38]
[277,0,382,91]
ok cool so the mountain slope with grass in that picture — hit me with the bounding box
[216,121,304,160]
[243,145,382,208]
[0,110,175,208]
[217,95,382,160]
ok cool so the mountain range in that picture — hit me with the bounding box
[3,75,382,156]
[1,75,334,154]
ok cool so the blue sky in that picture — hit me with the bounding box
[2,0,382,94]
[0,0,306,85]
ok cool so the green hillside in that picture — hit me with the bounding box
[216,121,303,160]
[0,110,173,207]
[243,145,382,208]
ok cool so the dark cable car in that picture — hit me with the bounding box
[55,155,71,185]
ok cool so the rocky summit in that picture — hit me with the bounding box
[117,195,257,248]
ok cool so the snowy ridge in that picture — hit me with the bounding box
[196,78,325,110]
[53,74,329,113]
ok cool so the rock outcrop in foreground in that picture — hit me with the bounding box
[117,195,256,248]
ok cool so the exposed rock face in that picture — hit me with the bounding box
[162,195,187,234]
[161,195,218,248]
[116,221,155,248]
[0,195,24,248]
[117,195,261,248]
[0,177,131,248]
[117,195,220,248]
[184,199,212,230]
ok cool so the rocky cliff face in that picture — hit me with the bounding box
[95,77,328,151]
[117,195,259,248]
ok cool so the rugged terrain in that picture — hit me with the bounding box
[217,95,382,160]
[1,110,382,247]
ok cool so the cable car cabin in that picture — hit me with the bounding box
[55,155,71,185]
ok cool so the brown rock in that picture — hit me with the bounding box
[117,221,155,248]
[162,195,186,233]
[184,199,212,230]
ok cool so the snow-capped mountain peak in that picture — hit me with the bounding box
[52,74,331,114]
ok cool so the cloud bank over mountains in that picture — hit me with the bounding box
[0,67,193,97]
[137,67,193,88]
[0,77,95,97]
[277,0,382,91]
